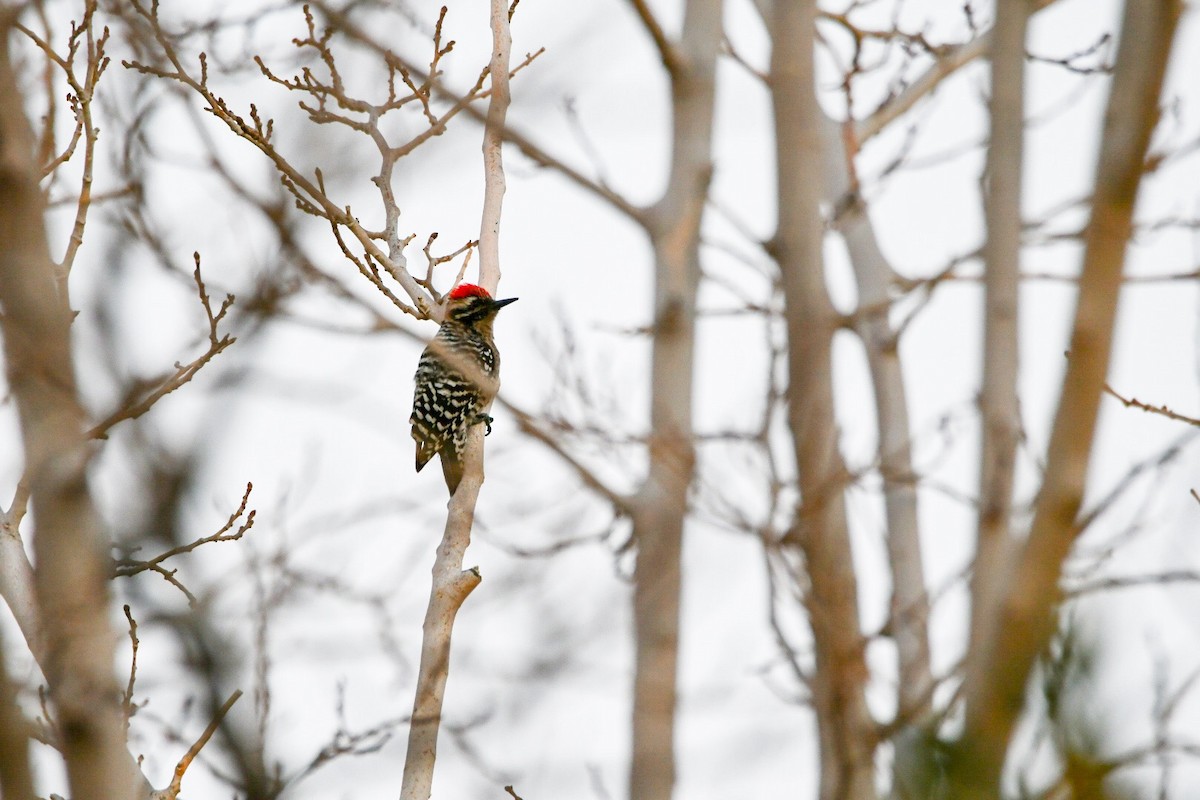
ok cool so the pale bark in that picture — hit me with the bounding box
[478,0,510,296]
[0,17,141,800]
[954,2,1183,796]
[824,117,934,728]
[0,621,35,800]
[771,4,876,799]
[398,472,484,800]
[628,1,722,798]
[0,488,45,668]
[399,1,510,797]
[966,0,1030,753]
[854,0,1063,145]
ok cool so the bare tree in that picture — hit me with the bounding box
[0,0,529,796]
[1,9,143,798]
[955,3,1183,797]
[2,0,1199,799]
[623,3,721,798]
[492,0,1195,797]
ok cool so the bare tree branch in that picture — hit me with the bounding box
[965,0,1030,769]
[114,482,256,605]
[88,255,236,440]
[625,1,722,797]
[478,0,510,295]
[955,3,1184,796]
[312,1,648,228]
[399,2,513,797]
[121,605,140,726]
[1064,570,1200,598]
[1104,382,1200,427]
[153,690,243,800]
[0,16,146,799]
[771,3,875,798]
[15,0,108,293]
[823,111,933,732]
[0,482,44,668]
[0,620,35,800]
[501,398,633,512]
[121,0,431,317]
[855,0,1061,144]
[627,0,682,74]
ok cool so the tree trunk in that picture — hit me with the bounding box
[953,2,1183,796]
[771,4,877,799]
[629,1,722,798]
[0,18,142,800]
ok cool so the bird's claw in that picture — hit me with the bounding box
[475,413,494,436]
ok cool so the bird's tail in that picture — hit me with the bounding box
[414,433,438,473]
[440,443,463,495]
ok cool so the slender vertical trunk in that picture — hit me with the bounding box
[954,2,1183,797]
[770,5,877,799]
[399,485,484,800]
[629,2,722,798]
[841,199,933,796]
[968,0,1030,723]
[824,113,933,728]
[400,3,510,795]
[0,19,141,800]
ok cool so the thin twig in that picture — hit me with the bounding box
[855,0,1064,144]
[121,605,139,727]
[627,0,681,73]
[157,690,243,799]
[88,255,236,439]
[398,2,512,797]
[114,483,256,605]
[500,398,631,513]
[1105,383,1200,427]
[122,0,429,315]
[313,2,645,227]
[1064,570,1200,598]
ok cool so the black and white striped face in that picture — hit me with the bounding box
[447,294,517,325]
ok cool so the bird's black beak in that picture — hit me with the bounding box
[492,297,518,309]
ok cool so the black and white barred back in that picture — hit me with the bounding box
[410,286,515,494]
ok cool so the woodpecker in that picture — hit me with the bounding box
[410,283,517,494]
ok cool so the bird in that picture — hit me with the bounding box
[410,283,517,494]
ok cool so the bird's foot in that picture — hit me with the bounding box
[474,413,494,436]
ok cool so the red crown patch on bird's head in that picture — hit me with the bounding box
[448,283,492,301]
